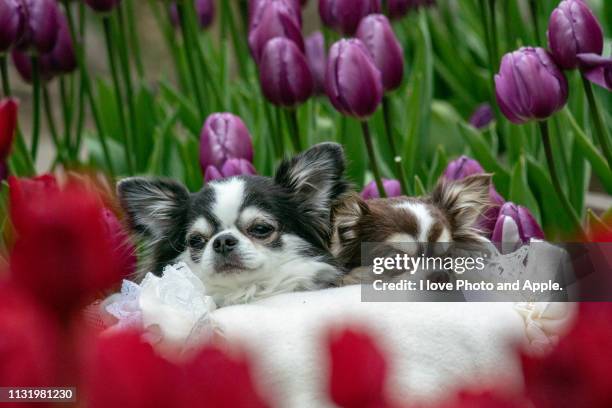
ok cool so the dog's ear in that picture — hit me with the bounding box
[430,174,492,240]
[275,143,348,237]
[117,177,190,240]
[330,193,369,262]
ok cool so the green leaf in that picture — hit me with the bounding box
[414,175,427,196]
[159,81,202,136]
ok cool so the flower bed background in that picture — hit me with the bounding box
[0,0,611,407]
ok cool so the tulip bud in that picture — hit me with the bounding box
[495,47,568,124]
[361,179,401,199]
[259,37,313,107]
[318,0,381,35]
[199,112,253,173]
[249,0,301,30]
[305,31,326,94]
[16,0,60,54]
[0,98,18,165]
[469,103,494,129]
[356,14,404,92]
[325,39,383,119]
[85,0,122,13]
[0,0,23,52]
[387,0,434,20]
[577,53,612,92]
[204,159,257,182]
[11,48,55,83]
[248,0,303,63]
[47,13,76,75]
[547,0,603,70]
[492,202,544,251]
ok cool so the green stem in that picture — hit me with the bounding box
[528,0,542,45]
[581,74,612,172]
[361,121,387,198]
[487,0,499,63]
[62,0,114,176]
[176,1,206,117]
[478,0,496,104]
[59,77,73,152]
[221,0,248,80]
[286,109,303,152]
[113,9,139,168]
[42,86,62,156]
[263,102,281,159]
[124,0,144,79]
[0,56,11,96]
[30,56,41,160]
[103,16,134,173]
[539,121,585,240]
[382,97,409,195]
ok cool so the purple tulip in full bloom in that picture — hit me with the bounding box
[85,0,122,13]
[305,31,326,94]
[547,0,603,70]
[361,179,401,199]
[204,159,257,182]
[443,155,505,235]
[318,0,381,35]
[577,53,612,91]
[199,112,253,174]
[325,39,383,119]
[492,202,544,251]
[495,47,568,124]
[248,0,303,63]
[16,0,60,54]
[259,37,313,108]
[469,103,494,129]
[356,14,404,92]
[0,0,23,52]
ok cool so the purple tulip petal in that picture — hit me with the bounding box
[305,31,326,94]
[0,0,23,52]
[318,0,381,35]
[361,179,401,199]
[204,165,224,182]
[469,103,494,129]
[577,53,612,91]
[199,113,253,174]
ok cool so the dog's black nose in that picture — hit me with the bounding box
[213,234,238,255]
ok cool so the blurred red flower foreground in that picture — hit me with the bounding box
[1,174,612,408]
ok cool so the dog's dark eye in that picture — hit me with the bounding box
[247,223,274,239]
[188,234,207,250]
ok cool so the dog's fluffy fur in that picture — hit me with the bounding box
[118,143,349,306]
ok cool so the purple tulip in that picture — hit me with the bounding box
[0,0,23,52]
[356,14,404,92]
[325,39,383,119]
[248,0,303,63]
[249,0,302,29]
[11,49,55,83]
[547,0,603,70]
[204,159,257,182]
[305,31,326,94]
[259,37,313,108]
[16,0,60,54]
[492,202,544,250]
[318,0,381,35]
[361,178,401,199]
[495,47,568,124]
[84,0,122,13]
[577,53,612,91]
[469,103,494,129]
[443,155,506,235]
[47,13,76,75]
[199,112,253,174]
[387,0,435,20]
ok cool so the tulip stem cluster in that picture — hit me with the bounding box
[539,121,586,239]
[580,74,612,172]
[361,121,387,198]
[286,110,303,152]
[30,57,42,160]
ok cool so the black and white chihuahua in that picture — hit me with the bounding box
[118,143,348,306]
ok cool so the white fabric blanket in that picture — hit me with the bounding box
[211,286,527,407]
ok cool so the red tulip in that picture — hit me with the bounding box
[180,346,272,408]
[327,328,390,408]
[0,98,18,180]
[0,283,62,387]
[84,330,179,408]
[9,176,127,318]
